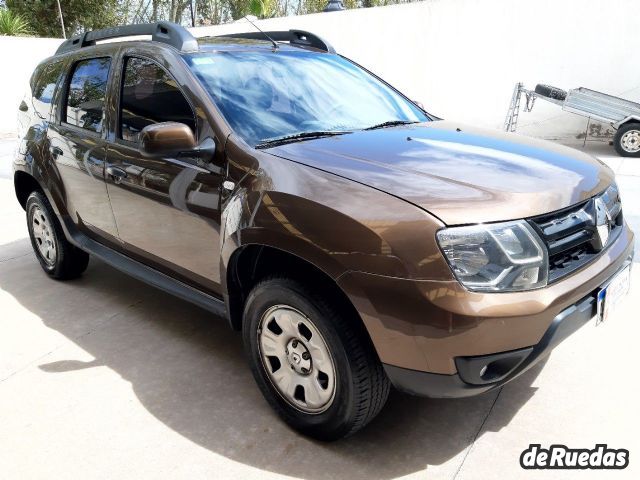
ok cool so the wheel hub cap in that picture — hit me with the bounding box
[258,305,336,413]
[286,338,312,375]
[31,206,56,265]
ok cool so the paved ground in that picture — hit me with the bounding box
[1,138,639,479]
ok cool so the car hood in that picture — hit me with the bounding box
[264,121,613,225]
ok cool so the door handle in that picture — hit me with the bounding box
[106,165,127,184]
[50,146,63,158]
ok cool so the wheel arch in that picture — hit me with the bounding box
[616,117,640,129]
[14,170,44,210]
[225,243,366,338]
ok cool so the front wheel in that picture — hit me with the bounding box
[614,122,640,157]
[243,277,390,440]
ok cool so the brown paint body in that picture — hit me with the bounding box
[14,39,634,381]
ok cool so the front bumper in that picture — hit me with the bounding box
[337,223,634,397]
[383,268,622,397]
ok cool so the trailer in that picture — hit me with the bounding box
[504,83,640,157]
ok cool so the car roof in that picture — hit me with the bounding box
[38,38,321,76]
[51,37,321,59]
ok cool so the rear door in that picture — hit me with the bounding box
[104,51,223,294]
[47,55,118,239]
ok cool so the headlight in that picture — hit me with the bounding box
[436,220,548,292]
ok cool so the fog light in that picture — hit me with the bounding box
[456,346,534,385]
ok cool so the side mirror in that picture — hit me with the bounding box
[139,122,196,158]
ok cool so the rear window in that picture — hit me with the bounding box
[64,57,111,134]
[32,61,64,118]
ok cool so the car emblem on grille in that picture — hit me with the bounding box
[594,196,613,249]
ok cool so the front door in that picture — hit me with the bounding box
[48,56,119,239]
[105,54,223,294]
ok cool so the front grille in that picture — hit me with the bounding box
[529,187,623,282]
[548,243,590,274]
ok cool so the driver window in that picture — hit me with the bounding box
[120,57,196,143]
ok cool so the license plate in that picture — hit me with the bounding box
[596,265,631,325]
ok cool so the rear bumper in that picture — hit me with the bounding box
[384,258,632,398]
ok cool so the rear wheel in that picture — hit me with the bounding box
[243,277,390,440]
[614,122,640,157]
[26,191,89,279]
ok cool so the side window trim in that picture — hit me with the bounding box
[51,57,71,126]
[116,54,197,146]
[61,56,113,138]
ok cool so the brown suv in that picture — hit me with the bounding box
[14,22,633,440]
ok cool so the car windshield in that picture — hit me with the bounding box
[184,49,429,147]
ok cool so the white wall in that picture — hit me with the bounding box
[1,0,638,140]
[192,0,640,142]
[0,36,62,134]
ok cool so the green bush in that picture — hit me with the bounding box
[0,8,31,36]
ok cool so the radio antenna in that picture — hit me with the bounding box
[243,16,279,50]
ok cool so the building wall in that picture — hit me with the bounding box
[0,36,62,135]
[1,0,637,140]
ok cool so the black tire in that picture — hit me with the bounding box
[535,84,567,101]
[243,277,390,441]
[26,191,89,279]
[614,122,640,157]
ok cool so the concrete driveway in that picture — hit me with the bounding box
[1,138,639,479]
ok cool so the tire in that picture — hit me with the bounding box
[242,277,390,440]
[535,84,567,101]
[614,122,640,157]
[26,191,89,279]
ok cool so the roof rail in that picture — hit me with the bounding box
[55,21,198,55]
[218,30,335,53]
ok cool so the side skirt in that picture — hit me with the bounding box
[63,216,228,319]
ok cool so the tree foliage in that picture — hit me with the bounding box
[3,0,418,37]
[6,0,121,37]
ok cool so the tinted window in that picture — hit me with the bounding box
[120,57,195,143]
[185,51,428,147]
[33,61,63,117]
[65,57,111,133]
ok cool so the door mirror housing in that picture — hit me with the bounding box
[139,122,197,158]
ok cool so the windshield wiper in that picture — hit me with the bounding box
[255,131,351,149]
[364,120,419,130]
